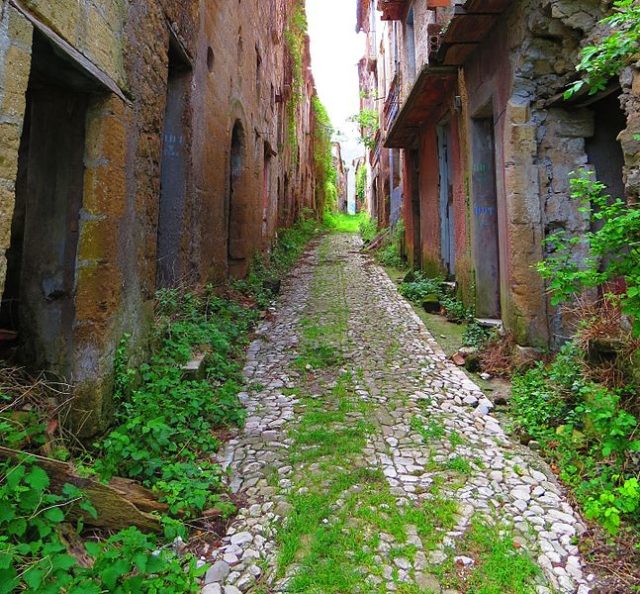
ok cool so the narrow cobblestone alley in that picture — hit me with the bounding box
[203,234,594,594]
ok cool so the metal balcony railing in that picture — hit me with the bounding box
[383,76,400,131]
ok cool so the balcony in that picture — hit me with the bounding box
[383,76,400,132]
[436,0,513,65]
[378,0,406,21]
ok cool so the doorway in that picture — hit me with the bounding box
[437,123,455,277]
[408,149,421,268]
[156,37,192,288]
[227,120,247,277]
[471,116,501,319]
[0,31,97,376]
[586,92,626,207]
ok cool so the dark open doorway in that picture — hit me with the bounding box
[586,92,626,207]
[0,30,102,377]
[227,120,247,278]
[471,116,501,319]
[156,36,192,288]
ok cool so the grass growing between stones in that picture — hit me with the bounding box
[273,235,463,592]
[435,519,542,594]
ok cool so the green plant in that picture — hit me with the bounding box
[359,216,378,244]
[512,341,640,535]
[463,321,491,349]
[96,212,316,560]
[0,457,203,594]
[377,221,406,269]
[565,0,640,99]
[399,272,443,303]
[585,478,640,535]
[324,211,366,234]
[313,97,338,215]
[350,109,379,150]
[440,295,474,323]
[355,166,367,205]
[538,171,640,334]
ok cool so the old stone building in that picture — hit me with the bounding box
[377,0,640,348]
[332,141,348,213]
[0,0,320,434]
[356,0,404,229]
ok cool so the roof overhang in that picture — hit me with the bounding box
[378,0,407,21]
[385,66,457,148]
[437,0,513,66]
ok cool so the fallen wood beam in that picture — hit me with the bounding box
[0,446,166,533]
[364,229,391,252]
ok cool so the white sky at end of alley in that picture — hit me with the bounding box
[305,0,365,202]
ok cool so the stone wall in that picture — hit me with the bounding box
[461,0,640,346]
[0,0,320,435]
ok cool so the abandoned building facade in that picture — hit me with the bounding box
[359,0,640,348]
[0,0,320,434]
[357,1,405,230]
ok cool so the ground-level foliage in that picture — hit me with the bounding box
[512,339,640,538]
[399,271,474,324]
[0,215,321,593]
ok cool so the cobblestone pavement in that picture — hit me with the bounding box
[201,234,596,594]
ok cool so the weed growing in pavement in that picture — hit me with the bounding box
[448,430,465,449]
[445,456,473,475]
[411,416,446,441]
[435,518,541,594]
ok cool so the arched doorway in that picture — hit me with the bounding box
[227,121,247,277]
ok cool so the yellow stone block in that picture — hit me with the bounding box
[0,122,21,180]
[1,46,31,119]
[23,0,81,46]
[7,7,33,47]
[0,184,16,250]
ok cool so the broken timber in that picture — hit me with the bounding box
[0,446,166,533]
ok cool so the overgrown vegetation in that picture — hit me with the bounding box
[565,0,640,99]
[0,214,321,592]
[399,272,474,323]
[355,165,367,207]
[312,97,339,215]
[359,215,378,244]
[351,108,380,150]
[324,211,367,234]
[514,2,640,554]
[512,341,640,536]
[284,0,308,160]
[435,519,541,594]
[0,454,204,593]
[377,220,406,269]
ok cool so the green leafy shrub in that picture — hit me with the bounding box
[359,216,378,244]
[399,272,443,302]
[350,108,379,150]
[565,0,640,99]
[0,457,203,594]
[512,343,640,534]
[585,478,640,536]
[463,321,492,349]
[440,295,474,323]
[538,171,640,333]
